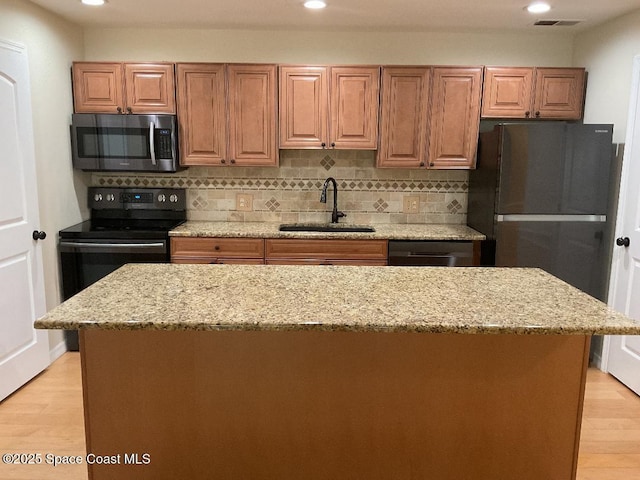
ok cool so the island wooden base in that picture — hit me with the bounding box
[80,330,590,480]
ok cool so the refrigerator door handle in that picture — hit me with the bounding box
[496,214,607,222]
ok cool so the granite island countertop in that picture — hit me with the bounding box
[35,264,640,335]
[169,221,485,241]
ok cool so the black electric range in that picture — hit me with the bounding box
[59,187,187,349]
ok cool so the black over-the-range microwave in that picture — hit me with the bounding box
[70,113,180,172]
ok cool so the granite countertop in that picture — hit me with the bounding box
[35,264,640,335]
[169,221,486,241]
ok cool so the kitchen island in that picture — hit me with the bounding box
[35,264,640,480]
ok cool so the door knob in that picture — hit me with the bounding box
[32,230,47,241]
[616,237,630,247]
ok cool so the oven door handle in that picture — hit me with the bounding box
[149,122,156,165]
[59,241,166,249]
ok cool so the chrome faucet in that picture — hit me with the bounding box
[320,177,346,223]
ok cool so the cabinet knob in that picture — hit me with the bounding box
[116,106,122,114]
[32,230,47,241]
[525,111,530,118]
[535,111,541,118]
[429,162,435,167]
[419,162,425,167]
[321,142,326,148]
[230,159,236,164]
[330,142,336,148]
[220,159,226,164]
[214,245,220,251]
[126,107,132,114]
[616,237,631,247]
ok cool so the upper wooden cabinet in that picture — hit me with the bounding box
[279,66,328,148]
[72,62,176,114]
[177,63,278,167]
[377,67,431,168]
[378,66,482,169]
[482,66,585,120]
[279,66,380,150]
[428,67,483,169]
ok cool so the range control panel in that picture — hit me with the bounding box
[89,187,186,211]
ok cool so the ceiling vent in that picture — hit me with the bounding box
[534,19,582,26]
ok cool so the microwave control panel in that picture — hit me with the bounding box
[155,129,173,159]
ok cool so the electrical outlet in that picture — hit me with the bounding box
[236,193,253,212]
[403,195,420,214]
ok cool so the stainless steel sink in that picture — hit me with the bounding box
[279,223,375,233]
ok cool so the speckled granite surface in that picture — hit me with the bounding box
[35,264,640,335]
[169,221,486,241]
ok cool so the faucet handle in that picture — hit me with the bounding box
[337,211,346,219]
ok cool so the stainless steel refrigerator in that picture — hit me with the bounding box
[467,122,616,302]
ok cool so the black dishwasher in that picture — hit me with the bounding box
[388,240,475,266]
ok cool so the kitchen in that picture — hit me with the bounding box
[2,0,640,478]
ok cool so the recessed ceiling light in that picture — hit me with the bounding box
[304,0,327,9]
[526,2,551,14]
[81,0,105,5]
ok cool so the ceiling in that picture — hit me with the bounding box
[28,0,640,32]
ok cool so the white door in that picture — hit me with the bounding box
[607,54,640,396]
[0,39,50,401]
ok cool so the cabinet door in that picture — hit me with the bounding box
[171,237,265,263]
[330,67,380,149]
[265,239,388,261]
[378,67,431,168]
[124,63,176,114]
[481,67,534,118]
[533,68,585,120]
[428,67,482,169]
[72,62,124,114]
[227,64,278,166]
[176,63,227,166]
[279,66,328,148]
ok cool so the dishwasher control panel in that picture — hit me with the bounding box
[388,240,474,266]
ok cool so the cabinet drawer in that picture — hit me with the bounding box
[171,237,264,260]
[172,257,264,265]
[266,259,387,266]
[265,239,388,260]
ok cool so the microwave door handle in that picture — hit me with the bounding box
[149,122,156,165]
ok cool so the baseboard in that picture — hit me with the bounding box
[49,340,67,363]
[591,350,603,370]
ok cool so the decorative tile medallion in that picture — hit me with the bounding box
[320,155,335,171]
[265,197,281,212]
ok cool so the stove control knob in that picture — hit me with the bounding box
[106,194,116,202]
[158,194,166,203]
[170,194,179,203]
[94,193,103,202]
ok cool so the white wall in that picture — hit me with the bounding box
[0,0,88,354]
[83,27,576,66]
[575,10,640,143]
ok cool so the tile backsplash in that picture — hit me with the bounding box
[92,150,469,225]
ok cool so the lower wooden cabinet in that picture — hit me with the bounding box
[265,239,388,266]
[170,237,265,264]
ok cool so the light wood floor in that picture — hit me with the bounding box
[1,353,639,480]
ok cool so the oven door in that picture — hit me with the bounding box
[59,238,169,351]
[59,239,169,300]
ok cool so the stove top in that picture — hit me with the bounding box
[59,187,187,240]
